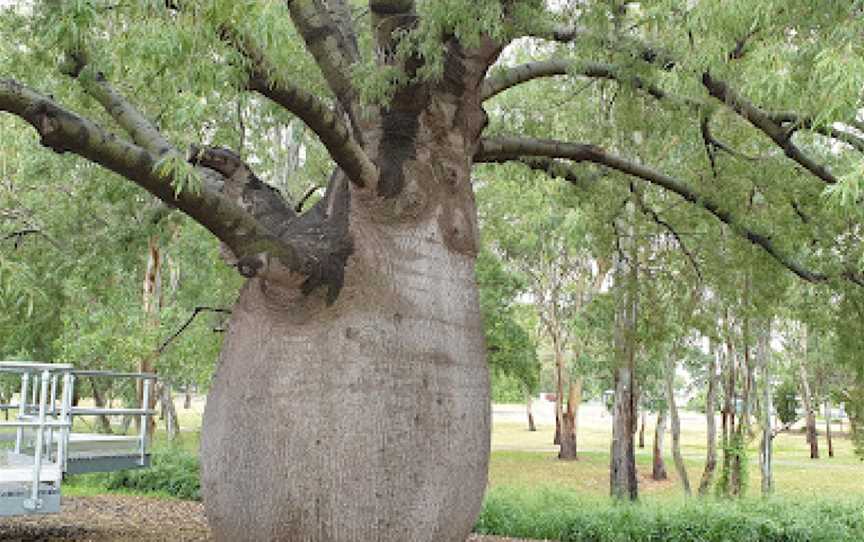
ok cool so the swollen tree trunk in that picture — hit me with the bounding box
[698,345,720,496]
[652,409,668,481]
[199,38,497,540]
[1,17,499,541]
[665,357,690,495]
[525,391,537,432]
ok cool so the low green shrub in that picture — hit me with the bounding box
[67,446,202,500]
[476,486,864,542]
[103,446,201,500]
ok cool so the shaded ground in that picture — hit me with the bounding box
[0,495,541,541]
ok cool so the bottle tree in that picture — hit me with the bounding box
[1,2,862,540]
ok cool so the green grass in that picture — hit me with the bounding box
[490,412,863,500]
[60,399,864,541]
[476,486,864,541]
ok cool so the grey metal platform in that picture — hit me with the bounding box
[0,361,157,516]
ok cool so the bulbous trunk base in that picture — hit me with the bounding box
[201,218,490,542]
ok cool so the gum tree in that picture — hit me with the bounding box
[1,1,863,540]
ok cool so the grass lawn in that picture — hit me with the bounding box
[60,397,863,502]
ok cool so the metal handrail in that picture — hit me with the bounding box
[1,362,157,514]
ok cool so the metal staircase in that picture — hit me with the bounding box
[0,361,157,516]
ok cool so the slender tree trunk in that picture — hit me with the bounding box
[638,409,646,449]
[559,376,580,460]
[553,333,564,447]
[652,409,668,481]
[758,323,774,496]
[799,360,819,459]
[138,236,161,438]
[160,382,180,440]
[525,391,536,432]
[610,207,638,501]
[824,400,834,458]
[730,316,754,497]
[90,379,113,434]
[698,345,720,496]
[184,384,193,410]
[665,356,690,495]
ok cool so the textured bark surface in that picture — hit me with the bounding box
[201,210,489,542]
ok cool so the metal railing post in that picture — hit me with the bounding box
[139,378,151,466]
[47,374,58,459]
[15,372,29,454]
[30,372,38,407]
[58,372,72,473]
[24,369,50,511]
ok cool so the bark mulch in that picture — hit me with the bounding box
[0,495,545,541]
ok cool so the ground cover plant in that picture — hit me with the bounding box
[476,487,864,542]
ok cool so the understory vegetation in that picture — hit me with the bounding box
[477,487,864,542]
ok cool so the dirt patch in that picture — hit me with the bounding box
[0,495,542,541]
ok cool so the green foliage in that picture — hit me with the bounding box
[92,447,201,501]
[476,487,864,542]
[716,432,749,498]
[477,248,540,395]
[774,378,801,426]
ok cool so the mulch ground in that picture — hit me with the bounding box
[0,495,544,541]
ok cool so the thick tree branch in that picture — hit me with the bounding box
[63,56,173,157]
[475,135,862,287]
[482,59,675,102]
[0,79,310,280]
[222,26,377,188]
[287,0,360,119]
[702,73,838,185]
